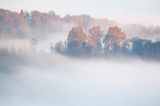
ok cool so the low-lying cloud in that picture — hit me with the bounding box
[0,49,160,106]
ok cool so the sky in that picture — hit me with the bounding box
[0,0,160,25]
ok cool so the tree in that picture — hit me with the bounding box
[103,26,126,55]
[55,41,64,53]
[67,26,87,44]
[80,41,93,56]
[67,40,80,56]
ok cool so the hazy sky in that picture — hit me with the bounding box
[0,0,160,25]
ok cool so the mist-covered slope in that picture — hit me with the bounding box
[0,9,160,39]
[0,9,116,38]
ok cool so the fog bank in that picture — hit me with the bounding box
[0,51,160,106]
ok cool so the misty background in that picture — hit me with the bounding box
[0,0,160,25]
[0,0,160,106]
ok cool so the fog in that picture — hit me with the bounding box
[0,32,67,52]
[0,48,160,106]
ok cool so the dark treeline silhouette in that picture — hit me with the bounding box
[54,26,160,60]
